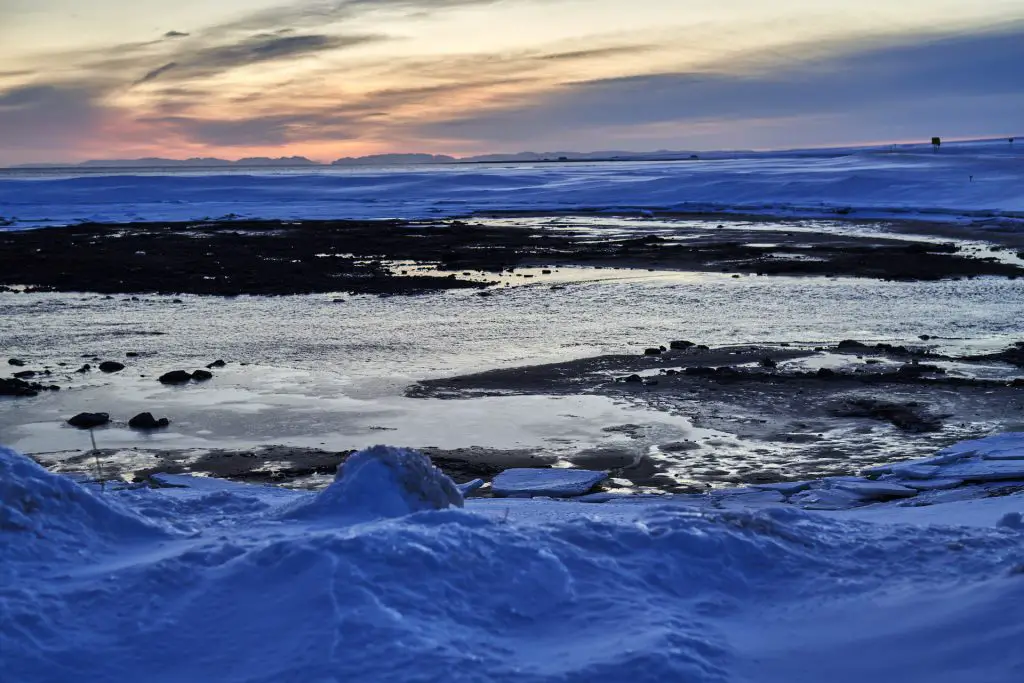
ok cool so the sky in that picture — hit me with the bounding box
[1,0,1022,164]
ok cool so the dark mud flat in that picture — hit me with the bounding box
[2,217,1022,296]
[410,343,1024,487]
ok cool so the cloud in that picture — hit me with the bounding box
[135,62,179,85]
[419,26,1024,146]
[164,31,190,39]
[145,112,361,146]
[134,33,387,85]
[538,45,654,61]
[0,82,117,152]
[209,0,508,34]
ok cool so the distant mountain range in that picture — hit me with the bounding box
[11,150,704,169]
[10,137,1017,170]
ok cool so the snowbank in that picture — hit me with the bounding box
[2,141,1022,228]
[0,447,165,568]
[3,438,1024,682]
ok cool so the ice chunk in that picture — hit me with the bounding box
[901,478,965,491]
[888,463,943,479]
[492,468,608,498]
[789,487,865,510]
[937,459,1024,482]
[285,445,463,521]
[752,481,814,495]
[832,480,918,500]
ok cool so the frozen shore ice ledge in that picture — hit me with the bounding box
[3,439,1024,682]
[2,139,1023,228]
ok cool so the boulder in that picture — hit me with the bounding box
[13,370,35,379]
[644,348,663,356]
[158,370,192,385]
[67,412,110,429]
[191,369,214,381]
[99,361,125,373]
[206,360,227,369]
[837,340,870,351]
[670,340,695,350]
[8,358,25,366]
[128,412,171,430]
[76,364,92,373]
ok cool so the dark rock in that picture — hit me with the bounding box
[696,345,710,350]
[919,335,932,341]
[13,370,35,379]
[644,348,663,356]
[896,363,946,377]
[191,369,214,381]
[67,412,110,429]
[837,340,870,351]
[1,377,41,397]
[206,360,227,369]
[816,368,837,378]
[670,340,695,350]
[76,364,92,373]
[759,357,778,369]
[159,370,193,385]
[8,358,25,366]
[126,352,139,357]
[99,361,125,373]
[620,374,644,383]
[828,398,942,432]
[128,412,171,430]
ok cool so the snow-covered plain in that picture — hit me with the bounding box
[1,139,1022,228]
[4,436,1024,683]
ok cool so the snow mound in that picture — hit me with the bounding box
[285,445,463,521]
[0,447,165,565]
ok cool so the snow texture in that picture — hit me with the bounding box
[2,139,1023,229]
[4,437,1024,682]
[491,467,608,497]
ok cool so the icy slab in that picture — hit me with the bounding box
[937,459,1024,482]
[712,488,787,505]
[901,478,965,491]
[831,480,919,500]
[492,468,608,498]
[752,481,814,495]
[888,463,943,480]
[789,488,866,511]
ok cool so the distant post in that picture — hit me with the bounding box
[931,137,941,153]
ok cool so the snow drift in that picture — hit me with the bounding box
[0,447,165,567]
[3,440,1024,682]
